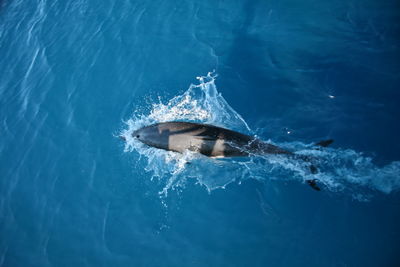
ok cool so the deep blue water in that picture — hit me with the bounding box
[1,0,400,266]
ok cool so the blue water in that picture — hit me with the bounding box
[1,0,400,266]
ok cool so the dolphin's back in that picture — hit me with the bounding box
[131,121,330,191]
[135,122,291,157]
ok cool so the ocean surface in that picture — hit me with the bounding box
[1,0,400,266]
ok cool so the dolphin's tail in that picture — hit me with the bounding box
[307,179,321,191]
[305,139,334,190]
[314,139,334,148]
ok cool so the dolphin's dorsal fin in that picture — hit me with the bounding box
[314,139,334,147]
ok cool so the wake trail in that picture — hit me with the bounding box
[120,72,400,200]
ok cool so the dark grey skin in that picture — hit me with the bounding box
[131,121,292,158]
[124,121,333,191]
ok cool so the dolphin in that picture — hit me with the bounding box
[122,121,333,190]
[130,121,293,157]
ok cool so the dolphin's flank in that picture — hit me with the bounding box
[123,121,333,190]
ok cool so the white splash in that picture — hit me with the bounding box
[120,72,400,199]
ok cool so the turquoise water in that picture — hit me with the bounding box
[1,0,400,266]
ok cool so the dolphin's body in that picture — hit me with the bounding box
[125,121,332,191]
[131,121,292,158]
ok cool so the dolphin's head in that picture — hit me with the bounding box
[132,124,169,150]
